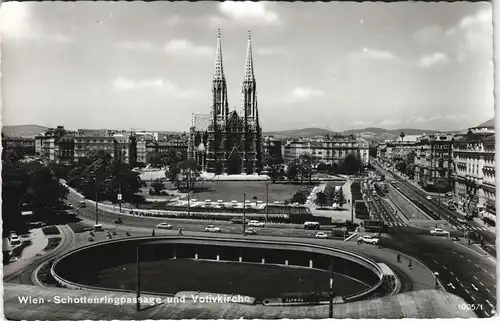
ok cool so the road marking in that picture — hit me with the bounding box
[467,259,471,262]
[448,283,455,290]
[486,288,490,292]
[481,268,487,272]
[486,299,494,309]
[474,263,480,267]
[450,271,454,276]
[488,257,496,263]
[480,282,484,286]
[472,284,478,291]
[452,251,457,254]
[459,255,464,258]
[455,277,460,282]
[465,289,470,294]
[433,260,438,264]
[473,276,478,280]
[442,265,447,270]
[485,311,490,317]
[471,295,476,301]
[460,283,464,287]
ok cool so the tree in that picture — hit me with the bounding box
[339,153,363,175]
[177,159,200,191]
[214,161,223,176]
[328,162,339,175]
[287,164,300,182]
[298,153,313,183]
[263,155,282,183]
[151,178,165,194]
[291,191,307,205]
[336,188,346,207]
[2,157,30,235]
[317,162,328,173]
[400,131,406,142]
[253,195,258,206]
[314,191,328,208]
[149,152,164,168]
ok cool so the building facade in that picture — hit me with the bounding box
[414,133,454,191]
[453,119,495,221]
[188,30,262,174]
[282,135,368,165]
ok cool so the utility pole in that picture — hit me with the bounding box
[243,193,247,234]
[118,183,122,213]
[329,259,334,318]
[95,176,99,225]
[136,245,141,311]
[187,173,191,218]
[265,183,269,222]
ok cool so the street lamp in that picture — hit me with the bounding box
[433,271,439,289]
[265,182,269,222]
[91,175,100,226]
[243,192,247,235]
[329,259,334,318]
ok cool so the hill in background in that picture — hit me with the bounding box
[2,125,48,138]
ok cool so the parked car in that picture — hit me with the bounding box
[426,196,432,200]
[358,235,379,245]
[156,223,172,229]
[430,228,450,236]
[205,225,221,233]
[315,232,328,239]
[457,217,467,224]
[230,218,244,224]
[248,220,265,227]
[9,233,21,246]
[113,218,123,224]
[451,236,460,242]
[245,228,257,235]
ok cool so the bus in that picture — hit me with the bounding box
[363,220,387,232]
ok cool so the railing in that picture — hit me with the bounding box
[51,236,386,303]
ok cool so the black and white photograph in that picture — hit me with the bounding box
[0,1,496,319]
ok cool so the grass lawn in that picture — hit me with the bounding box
[10,240,32,258]
[188,181,313,203]
[86,259,367,301]
[42,225,60,236]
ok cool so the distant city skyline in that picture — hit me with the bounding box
[1,1,494,132]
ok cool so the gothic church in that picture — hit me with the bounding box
[189,30,263,174]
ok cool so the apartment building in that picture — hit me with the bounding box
[453,119,495,222]
[414,132,454,191]
[282,135,369,165]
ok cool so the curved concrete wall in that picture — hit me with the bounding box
[51,236,385,301]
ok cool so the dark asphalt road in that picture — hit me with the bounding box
[380,233,497,318]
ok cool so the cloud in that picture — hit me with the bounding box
[350,48,396,60]
[414,7,492,62]
[116,41,157,51]
[164,39,213,56]
[418,52,449,69]
[351,120,372,127]
[379,118,401,127]
[218,2,280,25]
[255,47,287,56]
[0,2,71,43]
[111,77,196,99]
[287,87,324,102]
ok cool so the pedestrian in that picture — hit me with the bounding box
[152,229,155,236]
[397,253,401,263]
[178,227,183,236]
[408,259,412,270]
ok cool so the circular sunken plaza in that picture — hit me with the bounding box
[51,236,386,303]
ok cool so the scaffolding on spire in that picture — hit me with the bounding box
[244,30,255,82]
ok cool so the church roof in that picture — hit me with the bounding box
[191,113,210,132]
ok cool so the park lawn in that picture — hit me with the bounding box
[188,181,314,203]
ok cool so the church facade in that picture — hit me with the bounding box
[188,30,263,174]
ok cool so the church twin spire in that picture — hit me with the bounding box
[213,29,225,81]
[244,30,255,83]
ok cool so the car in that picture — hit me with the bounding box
[113,218,123,224]
[245,228,257,235]
[315,232,328,239]
[230,218,244,224]
[93,224,104,232]
[248,220,265,227]
[457,217,467,224]
[358,235,379,245]
[451,236,460,242]
[426,196,432,200]
[430,228,450,236]
[205,225,221,233]
[156,223,172,229]
[9,233,21,246]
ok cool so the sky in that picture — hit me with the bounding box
[0,1,494,132]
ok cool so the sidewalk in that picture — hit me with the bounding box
[3,228,49,278]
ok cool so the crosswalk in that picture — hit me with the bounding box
[386,222,409,227]
[455,225,488,232]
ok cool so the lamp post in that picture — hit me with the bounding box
[136,245,141,311]
[92,176,99,226]
[265,182,269,222]
[329,259,334,318]
[243,193,247,235]
[433,271,439,289]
